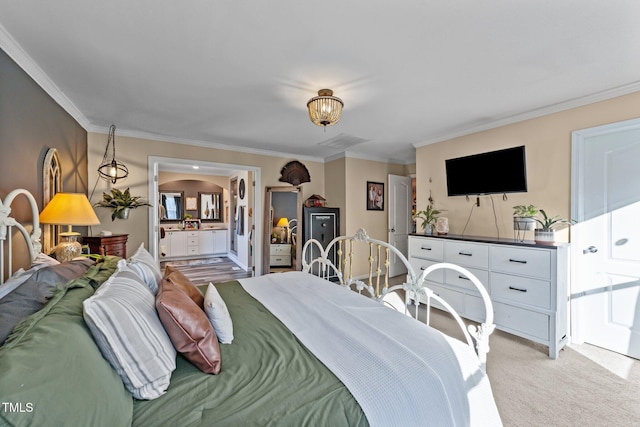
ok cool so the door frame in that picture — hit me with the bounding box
[263,186,303,272]
[387,174,412,277]
[148,156,264,275]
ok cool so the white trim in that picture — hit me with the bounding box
[415,82,640,148]
[0,23,91,130]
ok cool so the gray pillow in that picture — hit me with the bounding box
[0,258,95,345]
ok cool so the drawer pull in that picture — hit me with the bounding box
[458,275,470,280]
[509,286,528,293]
[509,258,527,264]
[420,246,432,251]
[459,252,472,256]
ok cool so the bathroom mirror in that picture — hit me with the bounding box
[159,191,184,221]
[198,192,223,222]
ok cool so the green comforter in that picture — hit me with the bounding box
[0,262,366,427]
[132,281,367,426]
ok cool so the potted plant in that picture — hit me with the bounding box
[533,209,574,243]
[512,204,538,231]
[413,205,441,235]
[95,188,151,221]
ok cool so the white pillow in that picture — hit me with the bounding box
[83,263,176,400]
[204,283,234,344]
[127,243,162,294]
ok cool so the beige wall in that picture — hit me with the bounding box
[88,133,325,256]
[415,91,640,243]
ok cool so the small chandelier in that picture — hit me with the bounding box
[307,89,343,128]
[97,124,129,184]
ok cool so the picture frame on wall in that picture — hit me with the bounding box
[186,196,197,211]
[366,181,384,211]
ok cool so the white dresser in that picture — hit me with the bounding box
[270,244,292,267]
[163,229,228,259]
[408,234,569,358]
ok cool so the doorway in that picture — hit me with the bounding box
[148,156,264,276]
[571,118,640,359]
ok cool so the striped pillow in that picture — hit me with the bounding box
[83,262,176,400]
[128,243,162,294]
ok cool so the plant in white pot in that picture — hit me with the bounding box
[95,188,151,221]
[533,209,574,244]
[413,205,441,235]
[512,204,538,231]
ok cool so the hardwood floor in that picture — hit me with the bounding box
[160,256,252,286]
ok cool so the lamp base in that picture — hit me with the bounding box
[55,233,82,262]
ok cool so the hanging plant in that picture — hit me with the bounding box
[95,188,151,221]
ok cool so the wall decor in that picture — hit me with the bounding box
[366,181,384,211]
[186,196,197,211]
[279,160,311,186]
[239,179,246,200]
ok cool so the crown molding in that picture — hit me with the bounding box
[0,24,91,130]
[414,81,640,148]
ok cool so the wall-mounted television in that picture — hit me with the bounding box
[445,146,528,196]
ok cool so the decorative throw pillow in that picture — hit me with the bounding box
[0,258,96,345]
[83,265,176,400]
[128,243,162,294]
[163,267,205,308]
[156,277,221,374]
[204,283,234,344]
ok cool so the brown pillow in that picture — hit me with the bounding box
[156,277,221,374]
[163,267,204,308]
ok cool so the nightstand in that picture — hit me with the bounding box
[83,234,129,258]
[270,244,292,267]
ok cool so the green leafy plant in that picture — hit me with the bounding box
[413,205,441,229]
[95,188,151,221]
[512,204,538,218]
[534,209,575,231]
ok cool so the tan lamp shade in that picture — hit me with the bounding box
[39,193,100,262]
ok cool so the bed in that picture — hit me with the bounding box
[0,189,502,426]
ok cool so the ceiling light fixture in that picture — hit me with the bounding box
[97,124,129,184]
[307,89,343,129]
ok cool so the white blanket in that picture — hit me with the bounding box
[240,272,502,427]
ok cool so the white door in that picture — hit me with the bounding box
[388,174,412,277]
[571,118,640,359]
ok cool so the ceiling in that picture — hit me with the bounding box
[2,1,640,164]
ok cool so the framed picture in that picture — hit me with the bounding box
[366,181,384,211]
[185,196,197,211]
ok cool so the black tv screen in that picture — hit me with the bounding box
[445,146,528,196]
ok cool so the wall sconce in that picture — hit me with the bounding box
[97,124,129,184]
[39,193,100,262]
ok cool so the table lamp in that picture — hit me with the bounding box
[276,217,289,243]
[39,193,101,262]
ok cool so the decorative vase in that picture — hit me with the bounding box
[116,208,130,220]
[534,230,555,244]
[436,217,449,235]
[424,224,434,235]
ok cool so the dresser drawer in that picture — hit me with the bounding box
[187,237,199,246]
[491,272,551,309]
[187,231,199,237]
[187,246,199,255]
[270,254,291,266]
[420,283,464,315]
[409,257,444,283]
[445,241,489,269]
[271,244,292,255]
[494,302,550,342]
[490,246,551,280]
[409,237,444,261]
[444,266,489,293]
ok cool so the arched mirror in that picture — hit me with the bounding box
[159,191,184,221]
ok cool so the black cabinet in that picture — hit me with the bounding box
[303,207,340,278]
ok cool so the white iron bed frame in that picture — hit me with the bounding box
[0,189,41,284]
[302,228,496,369]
